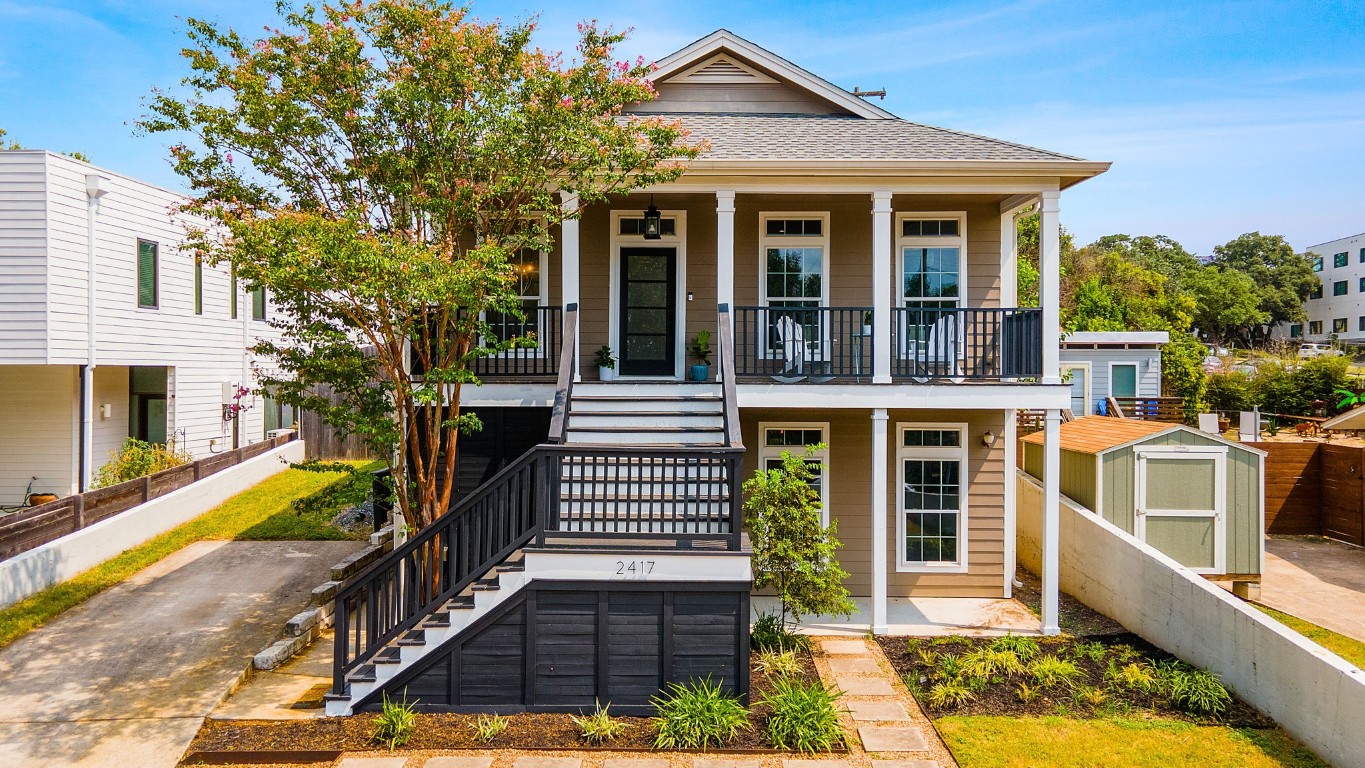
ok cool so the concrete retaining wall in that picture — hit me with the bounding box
[0,440,305,609]
[1017,470,1365,768]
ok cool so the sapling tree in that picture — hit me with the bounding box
[743,445,855,627]
[139,1,705,530]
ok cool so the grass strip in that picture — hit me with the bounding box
[0,461,371,649]
[1252,603,1365,669]
[936,714,1325,768]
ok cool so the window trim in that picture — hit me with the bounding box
[482,247,549,358]
[758,211,831,308]
[1109,361,1140,398]
[896,422,969,573]
[136,239,159,309]
[607,208,689,380]
[1061,362,1093,416]
[758,421,830,526]
[895,211,968,311]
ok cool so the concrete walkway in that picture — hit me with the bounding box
[0,539,363,768]
[1262,535,1365,642]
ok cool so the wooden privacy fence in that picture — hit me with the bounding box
[0,432,297,560]
[1250,441,1365,546]
[299,385,373,461]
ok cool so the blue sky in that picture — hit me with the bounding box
[2,0,1362,254]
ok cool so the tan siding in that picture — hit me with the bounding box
[632,82,851,116]
[891,194,1003,308]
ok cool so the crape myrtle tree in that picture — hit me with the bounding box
[140,1,705,530]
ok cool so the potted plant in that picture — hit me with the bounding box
[595,345,616,381]
[861,310,873,335]
[689,330,712,382]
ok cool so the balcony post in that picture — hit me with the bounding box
[1039,190,1061,384]
[717,191,736,334]
[870,407,889,634]
[560,191,581,381]
[1042,407,1062,635]
[872,191,893,384]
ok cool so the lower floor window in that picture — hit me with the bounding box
[759,423,829,524]
[898,425,966,569]
[1309,320,1323,335]
[1333,317,1348,334]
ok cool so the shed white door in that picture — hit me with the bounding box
[1134,447,1226,574]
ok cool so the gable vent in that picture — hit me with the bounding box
[671,54,778,84]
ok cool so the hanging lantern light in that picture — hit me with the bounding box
[642,196,662,240]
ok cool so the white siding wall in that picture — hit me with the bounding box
[0,152,50,364]
[92,365,131,471]
[1060,347,1162,416]
[0,365,78,499]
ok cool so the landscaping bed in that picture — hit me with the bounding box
[186,647,839,754]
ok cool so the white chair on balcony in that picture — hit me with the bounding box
[915,313,963,383]
[772,315,808,383]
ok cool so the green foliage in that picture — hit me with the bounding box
[1104,661,1158,693]
[960,647,1025,678]
[1183,266,1271,346]
[370,690,418,751]
[1211,232,1319,341]
[471,713,509,743]
[651,677,749,750]
[690,330,712,365]
[989,633,1041,662]
[1015,682,1041,704]
[139,1,705,530]
[1251,357,1351,416]
[752,611,812,652]
[744,445,855,624]
[91,438,192,488]
[927,678,976,708]
[1335,388,1363,410]
[1028,654,1083,688]
[755,649,805,678]
[757,677,845,752]
[1069,640,1108,663]
[594,345,616,369]
[1205,371,1255,413]
[1160,664,1232,716]
[935,653,965,680]
[1161,330,1210,417]
[572,702,627,744]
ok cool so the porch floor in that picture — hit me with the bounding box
[751,595,1041,637]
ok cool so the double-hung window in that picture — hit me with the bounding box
[898,425,967,570]
[758,423,829,525]
[136,240,158,309]
[760,213,828,355]
[485,247,547,349]
[897,214,965,358]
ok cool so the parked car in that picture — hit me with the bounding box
[1298,343,1342,359]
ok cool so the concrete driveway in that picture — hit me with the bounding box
[0,539,363,768]
[1262,535,1365,642]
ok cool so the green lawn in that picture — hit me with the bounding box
[1253,604,1365,669]
[937,715,1326,768]
[0,460,376,649]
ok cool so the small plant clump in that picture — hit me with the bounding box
[755,649,805,678]
[92,438,193,488]
[652,677,750,749]
[370,691,418,751]
[471,713,509,743]
[1028,654,1083,688]
[989,633,1041,661]
[758,676,845,753]
[752,612,811,652]
[572,702,627,744]
[961,647,1026,678]
[927,678,976,708]
[1160,663,1232,716]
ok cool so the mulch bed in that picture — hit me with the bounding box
[875,633,1274,728]
[187,648,833,755]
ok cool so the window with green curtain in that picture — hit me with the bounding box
[1111,363,1138,398]
[251,285,266,321]
[193,257,203,315]
[137,240,158,308]
[229,264,237,318]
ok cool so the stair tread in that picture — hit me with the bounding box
[569,425,725,432]
[572,394,722,401]
[569,410,722,417]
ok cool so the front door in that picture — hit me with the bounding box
[618,247,677,377]
[1134,447,1227,574]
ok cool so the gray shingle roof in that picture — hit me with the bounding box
[644,113,1083,163]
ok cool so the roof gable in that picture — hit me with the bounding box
[672,54,778,84]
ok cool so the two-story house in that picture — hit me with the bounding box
[326,30,1107,716]
[0,150,287,503]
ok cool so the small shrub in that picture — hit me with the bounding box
[1016,682,1040,704]
[758,677,845,753]
[755,649,804,678]
[370,691,417,751]
[902,674,925,698]
[988,633,1041,661]
[1111,644,1142,663]
[752,612,811,652]
[92,438,192,488]
[929,636,958,648]
[904,637,923,655]
[1104,661,1158,693]
[934,653,963,680]
[652,677,749,749]
[1028,654,1083,688]
[1074,685,1107,707]
[1070,640,1108,663]
[926,679,975,709]
[471,713,509,743]
[960,647,1025,678]
[1165,667,1232,716]
[915,649,938,667]
[572,702,626,744]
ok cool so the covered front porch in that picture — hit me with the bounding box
[751,595,1041,637]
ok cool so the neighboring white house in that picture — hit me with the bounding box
[1280,231,1365,344]
[0,150,289,504]
[1059,331,1166,417]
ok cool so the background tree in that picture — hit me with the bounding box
[1210,232,1318,344]
[743,446,855,627]
[1182,266,1269,347]
[0,126,90,161]
[140,1,705,530]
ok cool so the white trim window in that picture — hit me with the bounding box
[759,213,830,363]
[1109,362,1139,399]
[485,247,548,353]
[897,213,966,312]
[897,424,968,572]
[758,422,829,525]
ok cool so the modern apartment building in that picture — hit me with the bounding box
[1284,231,1365,343]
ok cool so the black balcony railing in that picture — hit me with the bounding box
[890,306,1042,381]
[411,305,563,380]
[734,306,874,381]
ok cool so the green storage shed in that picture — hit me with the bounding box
[1022,416,1265,579]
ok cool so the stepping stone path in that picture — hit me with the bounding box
[814,637,952,768]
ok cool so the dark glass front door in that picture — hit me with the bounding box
[619,247,677,377]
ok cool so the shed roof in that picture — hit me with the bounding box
[1322,404,1365,430]
[1021,416,1265,456]
[1062,331,1169,346]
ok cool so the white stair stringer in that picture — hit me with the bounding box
[326,548,752,716]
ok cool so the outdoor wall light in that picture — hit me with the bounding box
[981,430,997,448]
[642,197,662,240]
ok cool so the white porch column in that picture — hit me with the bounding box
[870,407,889,633]
[871,191,893,384]
[716,191,735,318]
[1000,209,1018,308]
[1041,407,1062,635]
[560,191,581,381]
[1039,190,1061,384]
